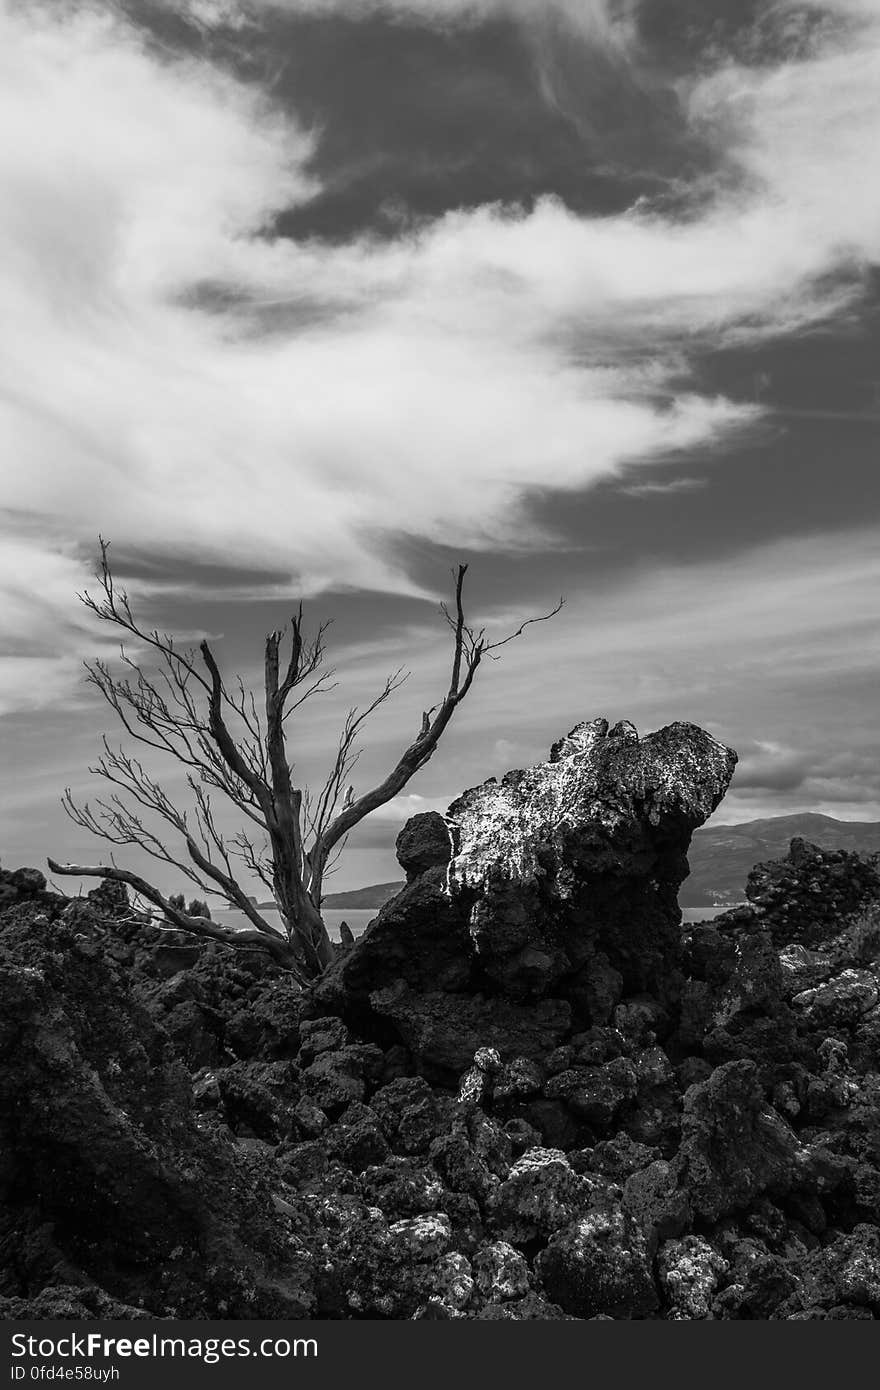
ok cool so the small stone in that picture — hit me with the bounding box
[658,1236,728,1319]
[429,1252,474,1313]
[488,1147,588,1243]
[191,1070,221,1106]
[473,1241,531,1302]
[372,1076,441,1155]
[387,1213,453,1264]
[297,1017,350,1065]
[293,1098,328,1137]
[536,1208,658,1319]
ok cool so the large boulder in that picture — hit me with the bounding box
[370,984,571,1077]
[675,1060,803,1222]
[313,718,736,1061]
[448,718,735,1001]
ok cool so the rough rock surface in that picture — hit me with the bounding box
[535,1207,659,1319]
[746,837,880,948]
[4,725,880,1320]
[0,898,313,1317]
[314,718,736,1070]
[447,718,735,1001]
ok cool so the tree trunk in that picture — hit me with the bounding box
[271,852,335,976]
[300,893,337,970]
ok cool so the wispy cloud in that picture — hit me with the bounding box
[619,476,706,498]
[0,534,125,716]
[172,0,637,40]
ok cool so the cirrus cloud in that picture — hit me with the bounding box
[171,0,638,40]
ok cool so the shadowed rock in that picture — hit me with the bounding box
[312,718,736,1070]
[0,911,314,1317]
[396,813,453,881]
[746,837,880,948]
[447,717,736,1000]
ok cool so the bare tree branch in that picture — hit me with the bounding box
[54,544,562,980]
[317,566,563,859]
[47,857,301,974]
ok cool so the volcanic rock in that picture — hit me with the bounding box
[0,911,313,1316]
[315,718,736,1063]
[535,1207,659,1319]
[747,837,880,948]
[7,716,880,1322]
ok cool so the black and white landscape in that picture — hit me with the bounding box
[2,0,880,1325]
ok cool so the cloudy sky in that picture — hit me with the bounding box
[1,0,879,894]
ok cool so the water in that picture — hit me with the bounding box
[681,905,745,923]
[216,903,736,941]
[215,906,375,942]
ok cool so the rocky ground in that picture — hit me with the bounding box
[2,717,880,1320]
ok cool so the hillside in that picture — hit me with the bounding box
[321,880,405,910]
[255,880,405,912]
[683,812,880,906]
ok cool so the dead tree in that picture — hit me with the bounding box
[49,541,562,982]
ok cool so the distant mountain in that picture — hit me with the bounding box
[683,813,880,907]
[254,881,406,912]
[321,880,406,910]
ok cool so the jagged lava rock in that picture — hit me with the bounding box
[487,1147,590,1243]
[675,1060,804,1222]
[313,718,736,1065]
[396,812,453,881]
[449,717,735,1000]
[370,983,571,1077]
[747,837,880,948]
[657,1236,728,1319]
[535,1207,659,1319]
[0,910,313,1317]
[6,779,880,1321]
[473,1240,532,1301]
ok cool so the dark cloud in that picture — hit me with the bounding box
[733,748,812,792]
[730,735,880,809]
[269,15,702,240]
[87,546,296,595]
[123,1,718,241]
[118,0,850,253]
[635,0,827,68]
